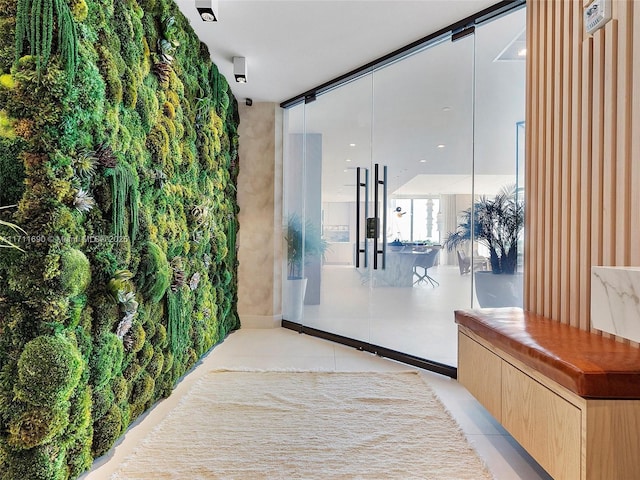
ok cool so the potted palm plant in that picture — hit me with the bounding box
[283,214,328,321]
[444,185,524,307]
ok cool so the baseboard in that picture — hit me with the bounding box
[239,314,282,328]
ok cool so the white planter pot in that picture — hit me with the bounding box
[283,277,308,322]
[474,271,523,308]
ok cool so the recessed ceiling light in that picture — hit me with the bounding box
[437,144,445,149]
[343,169,348,173]
[346,158,351,162]
[420,159,427,163]
[349,143,356,147]
[442,107,451,112]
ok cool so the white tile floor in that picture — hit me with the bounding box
[83,327,552,480]
[303,264,476,366]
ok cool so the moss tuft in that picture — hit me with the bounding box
[7,405,69,449]
[91,386,115,420]
[0,74,14,89]
[146,348,164,379]
[136,341,153,368]
[2,443,67,480]
[112,375,128,404]
[130,371,154,405]
[127,321,146,353]
[58,248,91,296]
[91,404,122,458]
[137,241,171,302]
[90,333,124,390]
[15,335,83,408]
[69,0,89,22]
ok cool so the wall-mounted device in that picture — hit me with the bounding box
[195,0,218,22]
[584,0,612,35]
[233,56,247,83]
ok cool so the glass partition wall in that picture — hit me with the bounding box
[283,6,526,373]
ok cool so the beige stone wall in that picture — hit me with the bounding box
[237,102,283,327]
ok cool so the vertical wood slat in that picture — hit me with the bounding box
[569,0,582,330]
[591,31,605,319]
[535,0,548,315]
[616,1,632,266]
[529,0,539,313]
[524,0,537,311]
[631,1,640,267]
[543,0,554,318]
[601,21,617,269]
[579,31,593,332]
[559,0,572,325]
[526,0,639,338]
[551,0,562,321]
[545,2,563,318]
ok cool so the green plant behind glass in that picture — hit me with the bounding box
[444,185,523,274]
[285,214,328,279]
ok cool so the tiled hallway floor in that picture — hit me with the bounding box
[84,327,552,480]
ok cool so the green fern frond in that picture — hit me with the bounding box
[55,0,78,81]
[14,0,78,82]
[111,163,139,242]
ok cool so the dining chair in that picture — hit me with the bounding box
[413,249,440,287]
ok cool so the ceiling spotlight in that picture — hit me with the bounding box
[437,144,446,149]
[233,56,247,83]
[349,143,356,147]
[195,0,218,22]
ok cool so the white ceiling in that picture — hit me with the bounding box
[175,0,500,104]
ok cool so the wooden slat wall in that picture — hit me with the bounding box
[525,0,639,336]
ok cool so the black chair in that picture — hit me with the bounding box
[413,249,440,287]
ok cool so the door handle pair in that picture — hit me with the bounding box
[355,164,387,270]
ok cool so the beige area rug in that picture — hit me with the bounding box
[111,370,493,480]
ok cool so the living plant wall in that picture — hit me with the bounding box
[0,0,240,477]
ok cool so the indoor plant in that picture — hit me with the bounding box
[444,185,524,307]
[284,214,328,320]
[285,214,328,279]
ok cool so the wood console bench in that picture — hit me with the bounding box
[455,308,640,480]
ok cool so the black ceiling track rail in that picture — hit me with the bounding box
[280,0,525,109]
[281,319,458,378]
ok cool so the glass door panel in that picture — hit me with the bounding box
[368,35,474,366]
[472,8,526,308]
[299,75,374,343]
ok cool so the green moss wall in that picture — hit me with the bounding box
[0,0,240,477]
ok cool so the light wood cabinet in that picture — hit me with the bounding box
[458,327,640,480]
[501,360,581,480]
[457,331,502,422]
